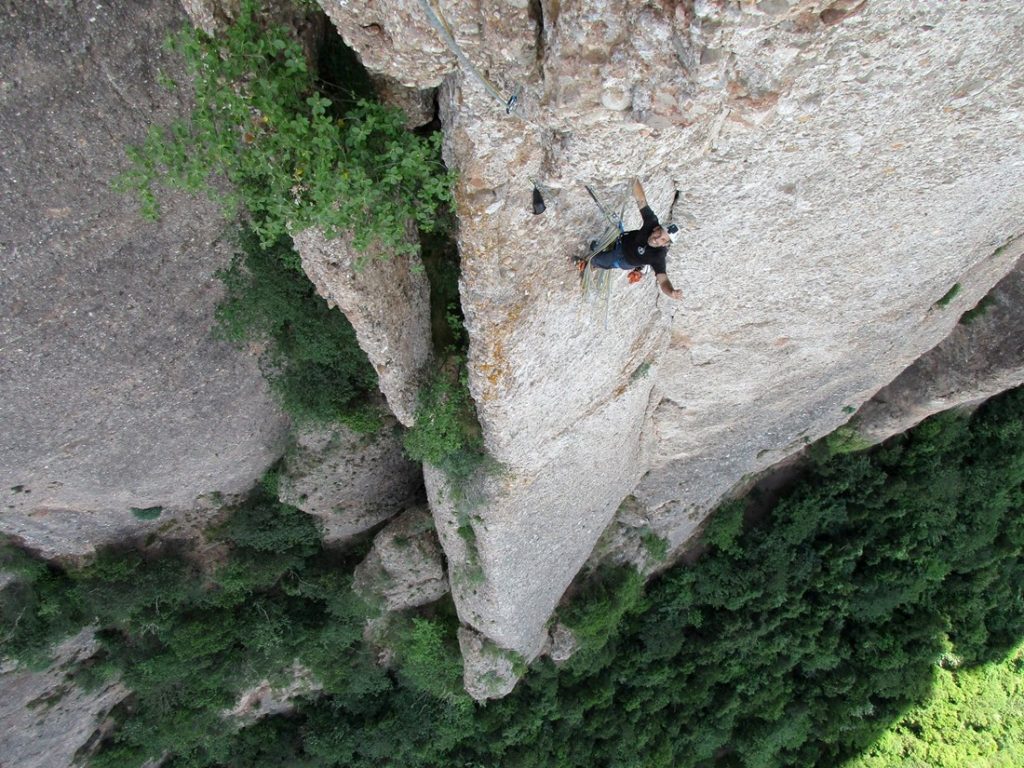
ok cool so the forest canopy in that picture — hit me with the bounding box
[2,386,1022,767]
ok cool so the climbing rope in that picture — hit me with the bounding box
[416,0,521,115]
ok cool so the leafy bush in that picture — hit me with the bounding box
[558,568,644,673]
[806,423,873,462]
[406,220,488,486]
[403,366,486,483]
[115,0,452,257]
[701,498,745,556]
[402,362,493,583]
[390,615,468,703]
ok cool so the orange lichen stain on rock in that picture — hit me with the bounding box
[772,336,792,349]
[478,338,507,403]
[476,301,527,403]
[726,80,781,114]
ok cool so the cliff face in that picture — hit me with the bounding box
[0,0,292,558]
[2,0,1023,718]
[325,0,1024,662]
[853,251,1024,444]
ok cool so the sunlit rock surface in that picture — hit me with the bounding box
[0,631,127,768]
[293,226,433,427]
[329,0,1024,667]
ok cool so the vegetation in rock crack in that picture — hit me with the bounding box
[959,294,997,325]
[130,506,163,520]
[810,422,872,460]
[403,365,487,483]
[406,218,485,486]
[405,215,496,583]
[115,0,453,259]
[3,387,1022,767]
[215,230,379,427]
[935,282,962,308]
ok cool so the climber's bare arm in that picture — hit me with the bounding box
[632,178,648,209]
[657,273,683,300]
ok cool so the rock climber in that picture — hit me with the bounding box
[587,178,684,301]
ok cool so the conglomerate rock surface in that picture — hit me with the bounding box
[0,0,290,558]
[0,631,128,768]
[293,226,433,427]
[328,0,1024,664]
[277,419,423,544]
[853,248,1024,445]
[352,506,449,612]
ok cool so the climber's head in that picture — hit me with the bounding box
[648,224,676,247]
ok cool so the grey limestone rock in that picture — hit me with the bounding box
[456,626,522,702]
[854,248,1024,445]
[329,0,1024,686]
[352,506,449,612]
[370,73,438,129]
[277,420,422,544]
[292,226,433,427]
[0,631,128,768]
[0,0,290,558]
[179,0,240,34]
[543,622,578,666]
[223,661,321,726]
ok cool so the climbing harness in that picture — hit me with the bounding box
[576,182,652,328]
[416,0,522,115]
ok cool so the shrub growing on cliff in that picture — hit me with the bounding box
[403,365,486,482]
[115,0,452,258]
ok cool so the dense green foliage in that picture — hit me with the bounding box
[847,642,1024,768]
[3,389,1023,767]
[0,481,399,767]
[214,388,1024,768]
[403,365,487,483]
[116,0,452,257]
[115,1,458,426]
[215,232,379,426]
[405,222,478,475]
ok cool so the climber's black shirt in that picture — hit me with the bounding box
[621,206,668,274]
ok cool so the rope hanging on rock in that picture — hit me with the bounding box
[416,0,521,115]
